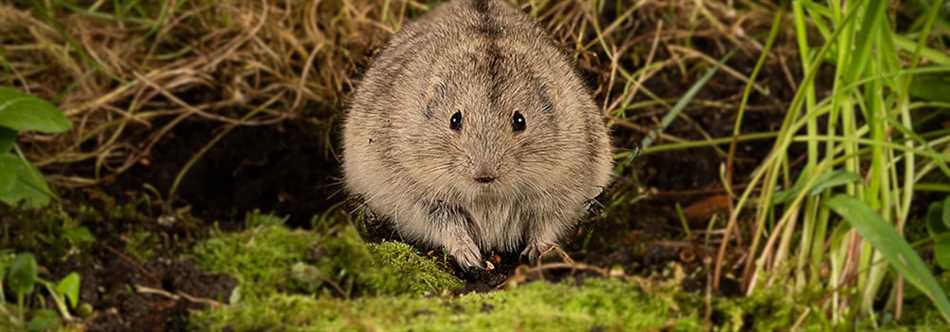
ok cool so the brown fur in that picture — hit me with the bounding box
[342,0,612,270]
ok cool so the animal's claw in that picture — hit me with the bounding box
[450,241,484,272]
[521,241,556,265]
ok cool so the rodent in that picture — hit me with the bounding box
[342,0,612,271]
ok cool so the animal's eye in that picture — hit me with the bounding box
[450,111,463,131]
[512,112,526,132]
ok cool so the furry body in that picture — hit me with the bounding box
[342,0,612,269]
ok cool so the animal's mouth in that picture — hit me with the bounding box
[470,180,515,200]
[475,183,496,193]
[463,181,497,198]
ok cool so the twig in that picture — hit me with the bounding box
[135,285,225,309]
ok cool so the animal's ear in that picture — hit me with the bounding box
[423,80,450,120]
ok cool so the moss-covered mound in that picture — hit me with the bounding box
[190,213,462,299]
[186,213,949,331]
[190,278,701,331]
[187,213,699,331]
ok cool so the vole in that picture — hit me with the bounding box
[342,0,612,271]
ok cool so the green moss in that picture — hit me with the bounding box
[124,230,160,262]
[190,213,461,300]
[190,278,701,331]
[316,225,462,296]
[188,212,950,331]
[711,285,826,332]
[364,241,461,295]
[191,213,320,299]
[0,194,169,266]
[0,205,95,265]
[875,272,950,331]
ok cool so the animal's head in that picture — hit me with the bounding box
[389,45,597,203]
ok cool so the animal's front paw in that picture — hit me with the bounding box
[448,241,484,273]
[520,241,558,265]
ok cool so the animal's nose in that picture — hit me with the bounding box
[474,175,497,183]
[473,162,498,184]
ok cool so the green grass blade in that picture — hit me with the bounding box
[893,35,950,66]
[773,170,860,205]
[808,171,861,196]
[845,0,886,83]
[827,195,950,323]
[638,50,736,151]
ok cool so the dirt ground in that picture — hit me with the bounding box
[1,0,904,330]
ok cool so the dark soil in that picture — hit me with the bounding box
[112,120,344,229]
[80,259,235,332]
[2,198,234,332]
[4,119,343,331]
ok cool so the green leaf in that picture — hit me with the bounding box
[936,241,950,271]
[0,155,52,208]
[0,257,7,292]
[928,201,949,236]
[56,273,81,309]
[0,154,18,193]
[909,74,950,103]
[934,197,950,270]
[63,226,94,247]
[827,195,950,323]
[27,308,61,332]
[0,87,70,133]
[943,196,950,228]
[0,127,15,153]
[7,253,38,299]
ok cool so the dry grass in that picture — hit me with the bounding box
[1,0,796,188]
